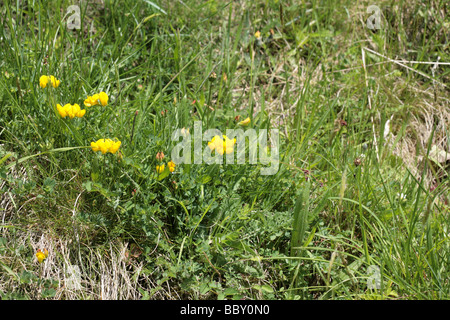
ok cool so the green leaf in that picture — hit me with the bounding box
[223,287,240,296]
[4,147,86,170]
[83,181,92,192]
[199,283,210,295]
[43,177,56,193]
[0,153,13,167]
[41,288,56,298]
[253,284,274,293]
[290,181,311,257]
[157,168,170,181]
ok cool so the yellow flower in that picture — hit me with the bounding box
[57,104,67,118]
[222,135,236,155]
[49,75,61,88]
[168,160,176,172]
[39,75,49,88]
[77,108,87,118]
[36,249,49,264]
[208,135,236,155]
[254,31,261,39]
[238,117,250,126]
[84,94,100,107]
[67,103,84,119]
[207,135,222,151]
[99,92,108,106]
[100,139,112,154]
[91,139,121,154]
[39,75,60,88]
[57,103,86,119]
[84,92,108,107]
[156,164,165,174]
[90,141,100,152]
[109,141,121,154]
[36,251,45,263]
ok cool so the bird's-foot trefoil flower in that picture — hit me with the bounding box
[39,75,61,88]
[36,249,49,263]
[91,139,121,154]
[99,92,108,106]
[156,164,165,174]
[238,117,251,126]
[84,94,100,107]
[208,135,236,155]
[57,103,86,119]
[168,160,176,172]
[84,92,109,107]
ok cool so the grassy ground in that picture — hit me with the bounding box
[0,0,449,300]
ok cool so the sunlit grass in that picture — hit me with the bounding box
[0,0,449,300]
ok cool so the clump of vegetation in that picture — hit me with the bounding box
[0,0,448,300]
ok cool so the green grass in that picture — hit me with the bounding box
[0,0,449,300]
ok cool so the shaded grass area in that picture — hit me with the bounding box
[0,0,449,299]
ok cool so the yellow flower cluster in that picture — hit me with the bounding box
[208,135,236,155]
[39,74,121,158]
[156,158,176,174]
[57,103,86,119]
[168,160,176,172]
[39,74,87,120]
[156,164,165,174]
[36,249,49,264]
[84,92,109,107]
[39,75,61,88]
[90,139,121,154]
